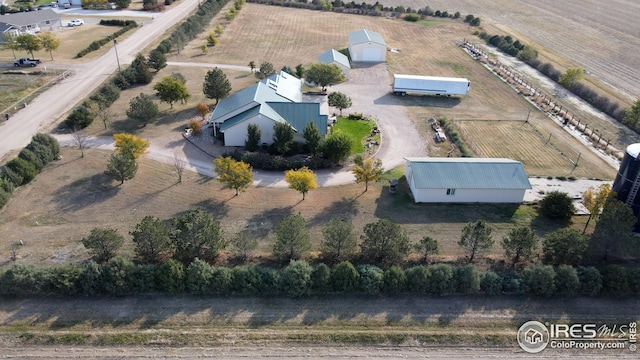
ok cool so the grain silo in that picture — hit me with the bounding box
[612,143,640,231]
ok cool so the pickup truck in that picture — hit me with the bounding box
[13,58,42,67]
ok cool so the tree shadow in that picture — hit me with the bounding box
[245,206,293,238]
[306,197,359,228]
[190,198,230,220]
[54,173,120,212]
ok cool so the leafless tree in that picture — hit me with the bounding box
[72,128,90,157]
[173,150,187,183]
[10,243,19,261]
[97,108,115,130]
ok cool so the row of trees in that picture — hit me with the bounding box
[0,134,60,210]
[1,258,637,298]
[2,32,60,60]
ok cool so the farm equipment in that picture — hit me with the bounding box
[13,58,42,67]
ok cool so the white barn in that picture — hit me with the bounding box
[318,49,350,79]
[348,29,387,62]
[404,157,531,203]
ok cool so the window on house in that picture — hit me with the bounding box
[446,188,456,195]
[46,21,51,25]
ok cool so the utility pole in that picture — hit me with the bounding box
[114,39,121,72]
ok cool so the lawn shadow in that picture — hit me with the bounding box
[306,196,359,228]
[191,198,230,220]
[245,206,294,238]
[54,173,120,213]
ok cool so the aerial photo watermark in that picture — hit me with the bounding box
[517,320,637,353]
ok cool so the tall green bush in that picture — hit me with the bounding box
[480,270,502,295]
[523,264,556,297]
[331,261,359,292]
[281,260,313,298]
[156,259,186,295]
[186,258,214,295]
[357,264,384,295]
[427,264,454,295]
[382,266,407,294]
[405,266,430,294]
[453,264,480,294]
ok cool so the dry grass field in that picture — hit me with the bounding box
[0,146,570,267]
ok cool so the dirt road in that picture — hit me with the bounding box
[0,0,202,163]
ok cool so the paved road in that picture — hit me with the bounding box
[0,0,201,163]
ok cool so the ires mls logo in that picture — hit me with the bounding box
[518,320,638,353]
[518,321,550,353]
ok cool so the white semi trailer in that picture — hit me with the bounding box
[393,74,470,96]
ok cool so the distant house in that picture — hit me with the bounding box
[347,29,387,62]
[404,157,531,203]
[209,71,328,147]
[0,9,62,43]
[318,49,350,79]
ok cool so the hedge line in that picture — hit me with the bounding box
[0,134,60,210]
[76,21,139,58]
[1,259,637,298]
[439,117,473,157]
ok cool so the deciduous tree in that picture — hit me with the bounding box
[284,166,317,200]
[351,158,383,191]
[172,210,226,263]
[213,156,253,195]
[81,228,124,263]
[172,151,187,184]
[272,214,311,262]
[458,220,494,263]
[126,93,159,127]
[582,184,611,233]
[113,133,149,159]
[203,67,232,104]
[360,219,410,266]
[15,34,41,59]
[321,217,357,262]
[304,63,345,91]
[501,226,538,267]
[37,32,60,60]
[230,230,258,262]
[130,216,172,264]
[153,76,190,108]
[559,68,584,89]
[104,153,138,184]
[195,102,209,121]
[248,60,256,72]
[327,91,352,116]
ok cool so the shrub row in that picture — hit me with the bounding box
[223,151,334,171]
[0,134,60,209]
[99,19,137,27]
[76,22,138,58]
[1,260,637,298]
[153,0,229,55]
[64,82,121,130]
[439,118,473,157]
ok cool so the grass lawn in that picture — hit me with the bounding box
[333,117,375,154]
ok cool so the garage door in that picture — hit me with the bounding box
[362,47,382,62]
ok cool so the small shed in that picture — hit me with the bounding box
[348,29,387,62]
[404,157,531,203]
[318,49,350,79]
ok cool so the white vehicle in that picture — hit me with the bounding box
[68,19,84,27]
[393,74,470,96]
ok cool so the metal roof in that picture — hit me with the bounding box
[348,29,386,47]
[219,105,261,131]
[0,9,60,27]
[210,71,302,123]
[404,157,531,190]
[394,74,469,84]
[318,49,350,69]
[267,102,328,134]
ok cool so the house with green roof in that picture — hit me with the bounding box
[404,157,531,203]
[210,71,328,147]
[348,29,387,62]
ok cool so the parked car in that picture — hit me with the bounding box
[68,19,84,27]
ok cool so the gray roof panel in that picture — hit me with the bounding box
[348,29,387,47]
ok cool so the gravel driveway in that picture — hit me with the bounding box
[332,62,428,169]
